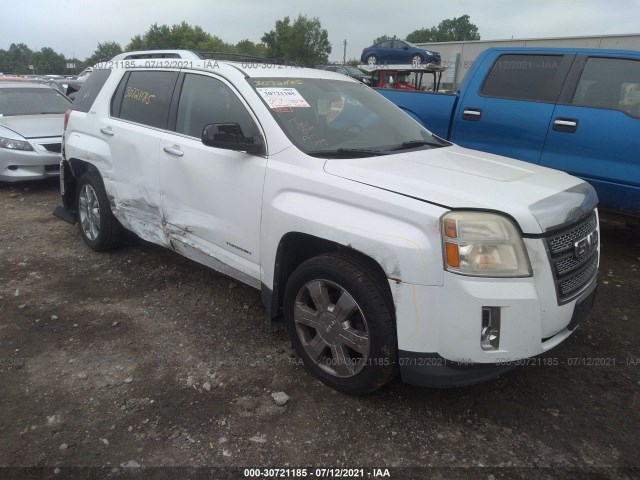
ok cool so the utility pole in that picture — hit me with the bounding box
[343,39,347,65]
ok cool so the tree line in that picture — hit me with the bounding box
[0,15,479,75]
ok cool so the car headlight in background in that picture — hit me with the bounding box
[0,136,34,151]
[441,211,532,277]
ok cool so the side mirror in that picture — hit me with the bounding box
[202,123,265,155]
[403,46,409,50]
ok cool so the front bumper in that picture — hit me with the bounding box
[398,283,596,388]
[0,138,61,182]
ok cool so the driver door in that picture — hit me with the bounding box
[157,72,267,287]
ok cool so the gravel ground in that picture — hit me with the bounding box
[0,179,638,480]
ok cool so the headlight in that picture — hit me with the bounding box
[441,211,532,277]
[0,136,34,151]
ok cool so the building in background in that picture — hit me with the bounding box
[416,33,640,91]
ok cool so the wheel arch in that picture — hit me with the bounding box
[60,158,103,211]
[262,232,394,325]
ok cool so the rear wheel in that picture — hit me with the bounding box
[366,55,378,66]
[76,171,123,251]
[284,253,397,395]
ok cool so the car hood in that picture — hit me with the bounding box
[0,114,65,139]
[323,145,595,234]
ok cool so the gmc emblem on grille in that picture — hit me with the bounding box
[574,230,598,258]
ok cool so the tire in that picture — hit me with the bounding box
[411,54,423,66]
[366,55,378,66]
[284,253,397,395]
[76,171,123,251]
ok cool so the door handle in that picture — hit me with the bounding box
[163,145,184,157]
[100,126,114,136]
[552,118,578,133]
[462,108,482,121]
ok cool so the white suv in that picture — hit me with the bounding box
[56,53,599,394]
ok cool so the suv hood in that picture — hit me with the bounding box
[0,114,65,139]
[323,145,593,234]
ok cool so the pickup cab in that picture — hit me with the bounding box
[378,48,640,218]
[55,52,599,394]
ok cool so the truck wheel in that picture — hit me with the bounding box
[284,253,397,395]
[76,171,123,251]
[411,54,423,66]
[366,55,378,66]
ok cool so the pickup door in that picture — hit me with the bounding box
[540,54,640,215]
[451,52,574,165]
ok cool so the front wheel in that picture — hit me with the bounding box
[411,54,423,66]
[76,171,123,251]
[284,253,397,395]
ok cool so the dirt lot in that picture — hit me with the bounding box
[0,179,638,479]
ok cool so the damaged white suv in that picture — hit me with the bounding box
[56,52,599,394]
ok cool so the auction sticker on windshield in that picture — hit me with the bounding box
[256,88,310,109]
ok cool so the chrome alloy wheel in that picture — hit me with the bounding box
[78,184,101,241]
[293,279,370,378]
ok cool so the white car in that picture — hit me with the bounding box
[0,81,71,182]
[56,53,599,394]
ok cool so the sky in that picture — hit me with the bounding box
[2,0,640,62]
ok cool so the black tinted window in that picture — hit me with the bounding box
[482,54,565,102]
[176,74,257,138]
[72,69,111,113]
[115,71,178,128]
[572,57,640,116]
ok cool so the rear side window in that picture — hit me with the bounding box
[481,54,567,103]
[571,57,640,117]
[72,69,111,113]
[112,71,178,129]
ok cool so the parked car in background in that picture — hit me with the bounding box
[317,64,371,84]
[0,81,71,182]
[361,40,441,66]
[42,78,85,100]
[378,47,640,218]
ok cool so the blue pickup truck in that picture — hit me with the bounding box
[378,47,640,217]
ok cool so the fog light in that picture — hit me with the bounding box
[481,307,501,351]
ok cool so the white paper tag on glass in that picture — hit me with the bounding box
[256,88,310,109]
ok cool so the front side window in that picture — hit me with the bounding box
[249,77,448,157]
[175,73,257,139]
[114,71,178,129]
[571,57,640,117]
[0,87,71,116]
[481,54,566,103]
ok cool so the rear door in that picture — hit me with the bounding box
[451,52,573,164]
[106,69,179,243]
[540,55,640,214]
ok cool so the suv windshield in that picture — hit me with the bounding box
[248,77,447,157]
[0,87,71,116]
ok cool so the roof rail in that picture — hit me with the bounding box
[197,52,301,67]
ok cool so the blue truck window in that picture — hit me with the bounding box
[572,57,640,117]
[481,54,565,103]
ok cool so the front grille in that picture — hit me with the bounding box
[545,212,599,304]
[41,143,62,153]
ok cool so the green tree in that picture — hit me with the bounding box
[85,41,122,65]
[371,35,398,45]
[4,43,32,74]
[406,15,480,43]
[32,47,66,74]
[234,39,267,57]
[124,22,234,53]
[262,15,331,66]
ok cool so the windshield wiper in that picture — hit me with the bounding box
[386,140,446,151]
[307,148,388,158]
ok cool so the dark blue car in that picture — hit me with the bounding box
[360,40,441,66]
